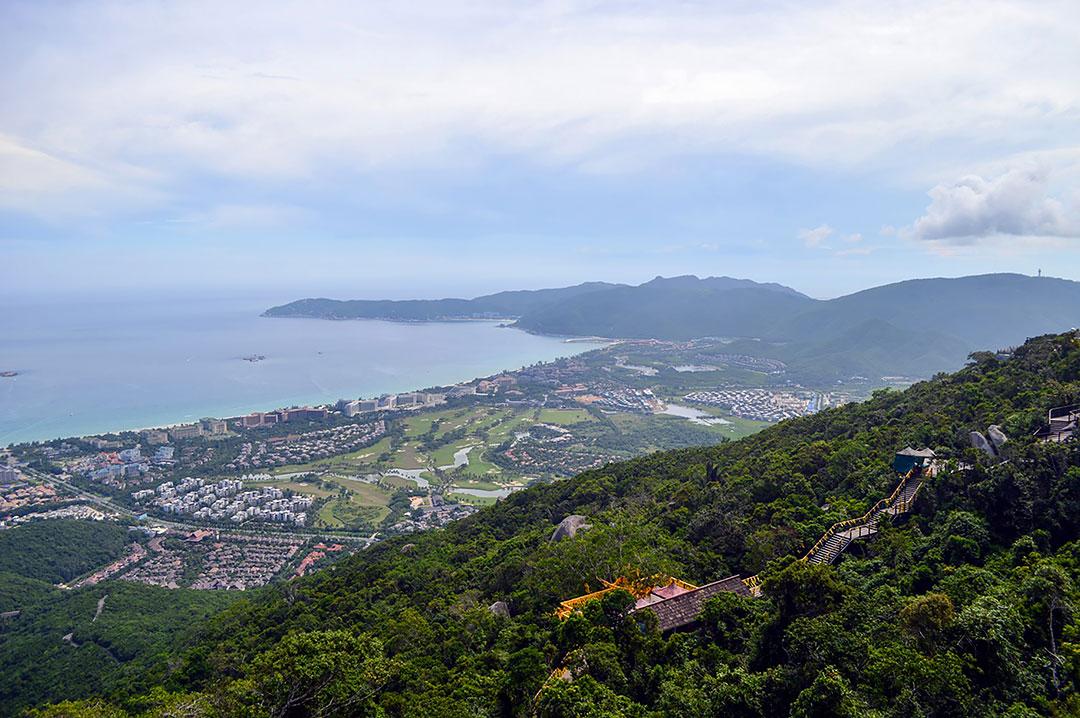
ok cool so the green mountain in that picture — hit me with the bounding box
[770,273,1080,350]
[267,273,1080,380]
[512,276,813,339]
[263,281,624,321]
[22,331,1080,717]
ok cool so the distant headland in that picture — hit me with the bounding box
[263,273,1080,384]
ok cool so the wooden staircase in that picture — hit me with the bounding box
[743,461,935,593]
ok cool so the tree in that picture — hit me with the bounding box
[760,558,848,623]
[900,593,955,651]
[248,630,393,718]
[789,667,864,718]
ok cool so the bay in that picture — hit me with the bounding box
[0,294,603,446]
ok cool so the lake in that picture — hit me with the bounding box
[0,294,604,446]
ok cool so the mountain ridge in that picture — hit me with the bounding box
[266,273,1080,381]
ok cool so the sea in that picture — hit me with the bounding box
[0,293,604,446]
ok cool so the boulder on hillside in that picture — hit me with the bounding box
[550,515,592,542]
[488,601,511,618]
[970,431,997,460]
[987,425,1008,450]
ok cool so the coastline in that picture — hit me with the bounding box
[260,313,624,345]
[1,320,607,448]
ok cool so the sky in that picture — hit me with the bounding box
[2,0,1080,301]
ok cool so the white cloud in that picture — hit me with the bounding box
[0,0,1078,221]
[798,225,834,247]
[907,165,1079,243]
[0,134,163,217]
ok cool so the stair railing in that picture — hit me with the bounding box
[742,466,925,593]
[799,468,916,562]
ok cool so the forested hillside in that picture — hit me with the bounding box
[514,273,1080,380]
[513,277,813,339]
[0,520,130,584]
[24,332,1080,717]
[0,579,238,717]
[263,281,622,320]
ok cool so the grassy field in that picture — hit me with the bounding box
[448,476,504,491]
[430,442,472,466]
[450,493,500,507]
[314,479,392,529]
[268,435,394,476]
[536,408,595,425]
[317,498,387,528]
[689,405,772,438]
[457,450,500,477]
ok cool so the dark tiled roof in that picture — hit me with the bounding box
[634,575,749,632]
[896,446,936,458]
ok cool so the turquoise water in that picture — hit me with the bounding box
[0,294,602,446]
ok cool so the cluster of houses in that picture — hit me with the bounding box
[132,478,311,525]
[684,388,817,422]
[75,446,151,486]
[389,493,477,533]
[569,383,660,413]
[225,420,386,471]
[188,535,305,590]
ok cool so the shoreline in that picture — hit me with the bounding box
[262,313,627,345]
[2,328,608,448]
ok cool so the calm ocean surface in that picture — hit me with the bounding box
[0,294,603,446]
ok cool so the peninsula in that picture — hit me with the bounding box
[265,273,1080,383]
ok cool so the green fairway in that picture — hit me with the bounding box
[536,408,594,425]
[316,497,387,529]
[430,442,473,466]
[450,476,504,491]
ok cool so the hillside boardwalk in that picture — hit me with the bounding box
[553,448,938,632]
[741,453,935,597]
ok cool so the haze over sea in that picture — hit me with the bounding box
[0,293,603,446]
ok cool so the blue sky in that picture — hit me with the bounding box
[2,0,1080,300]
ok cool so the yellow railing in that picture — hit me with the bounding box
[561,465,931,609]
[554,575,699,619]
[741,467,927,590]
[799,468,916,562]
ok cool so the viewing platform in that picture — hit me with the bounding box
[1035,404,1079,443]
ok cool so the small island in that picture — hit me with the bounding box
[0,370,18,378]
[241,355,266,363]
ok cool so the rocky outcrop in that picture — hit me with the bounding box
[488,601,511,618]
[970,431,998,460]
[988,425,1008,451]
[550,515,592,542]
